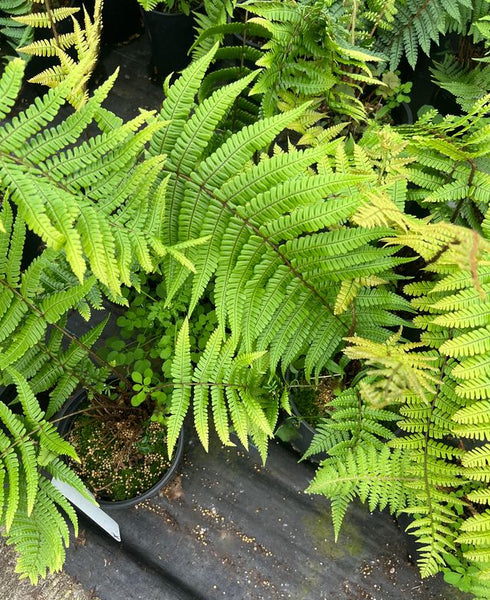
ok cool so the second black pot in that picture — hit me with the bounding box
[81,0,143,45]
[141,8,196,77]
[56,387,185,510]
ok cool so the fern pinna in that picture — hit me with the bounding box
[153,46,414,455]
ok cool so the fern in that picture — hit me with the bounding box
[191,0,385,127]
[431,56,490,112]
[0,43,202,580]
[145,59,422,465]
[10,0,100,108]
[0,367,94,583]
[0,202,114,582]
[375,0,474,69]
[303,116,490,592]
[307,445,414,539]
[395,96,490,231]
[392,200,490,591]
[168,323,274,461]
[0,58,202,299]
[0,0,34,54]
[302,384,399,460]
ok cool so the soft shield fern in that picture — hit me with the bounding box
[306,164,490,597]
[0,52,204,580]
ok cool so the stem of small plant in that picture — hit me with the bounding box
[44,0,61,48]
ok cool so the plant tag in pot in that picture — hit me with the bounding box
[52,478,122,542]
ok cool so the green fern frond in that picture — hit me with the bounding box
[302,385,398,460]
[168,317,192,457]
[376,0,472,69]
[307,445,413,540]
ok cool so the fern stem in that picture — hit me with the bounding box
[350,0,358,45]
[43,0,61,49]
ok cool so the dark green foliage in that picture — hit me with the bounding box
[0,0,34,53]
[399,95,490,229]
[375,0,474,70]
[431,57,490,112]
[192,0,385,125]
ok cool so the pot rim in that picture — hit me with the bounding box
[141,2,203,17]
[55,386,185,510]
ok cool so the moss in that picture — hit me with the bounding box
[291,378,337,429]
[68,393,171,502]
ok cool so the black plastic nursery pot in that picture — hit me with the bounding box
[81,0,143,45]
[283,394,327,463]
[56,387,184,510]
[141,7,196,77]
[275,372,335,462]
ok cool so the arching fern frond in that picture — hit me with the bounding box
[307,445,414,539]
[168,324,275,462]
[148,57,412,387]
[0,58,197,299]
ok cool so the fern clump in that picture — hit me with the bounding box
[192,0,387,127]
[0,0,489,594]
[0,50,200,580]
[145,47,420,465]
[306,139,490,596]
